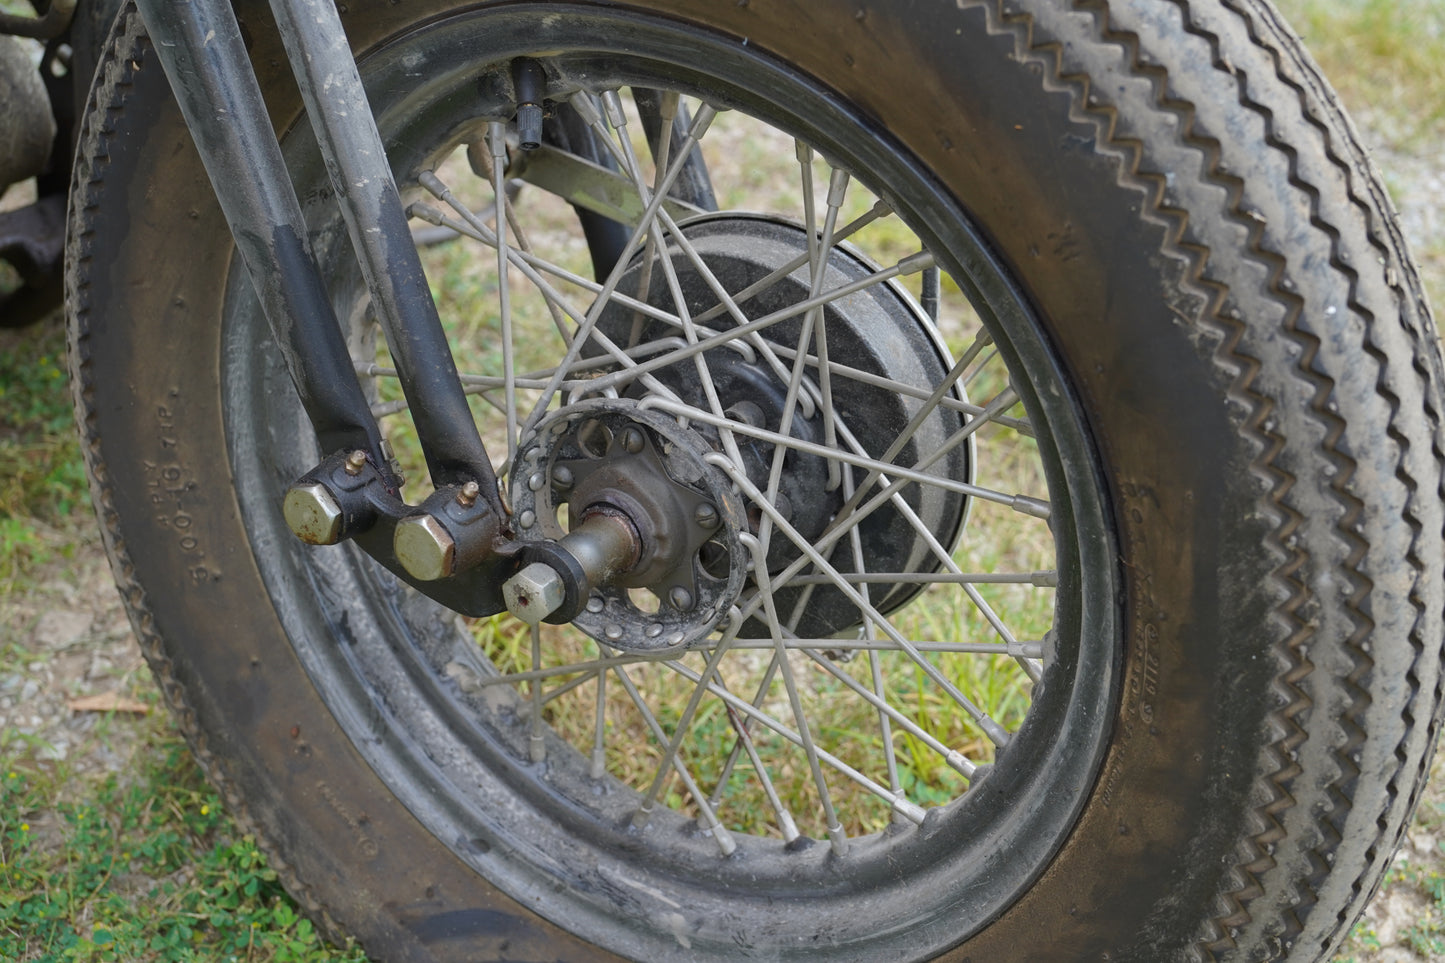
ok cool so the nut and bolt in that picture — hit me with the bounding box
[503,561,568,624]
[456,480,481,507]
[283,483,344,545]
[394,515,456,582]
[344,450,368,476]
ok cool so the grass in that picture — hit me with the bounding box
[3,0,1443,959]
[1,732,367,962]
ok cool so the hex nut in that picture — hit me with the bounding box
[503,562,567,624]
[394,515,456,582]
[283,483,344,545]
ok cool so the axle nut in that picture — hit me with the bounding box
[284,483,344,545]
[504,561,568,623]
[394,515,456,582]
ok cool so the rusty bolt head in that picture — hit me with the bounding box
[504,561,567,623]
[283,483,344,545]
[394,515,455,581]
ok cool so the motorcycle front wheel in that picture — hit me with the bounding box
[68,1,1445,960]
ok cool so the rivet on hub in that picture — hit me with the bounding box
[283,483,344,545]
[552,465,574,491]
[621,427,645,453]
[694,503,719,529]
[394,515,456,582]
[669,586,695,611]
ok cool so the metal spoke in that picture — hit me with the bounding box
[488,122,519,470]
[528,620,545,762]
[609,660,737,856]
[662,656,927,825]
[743,532,847,854]
[631,610,742,831]
[709,455,1014,749]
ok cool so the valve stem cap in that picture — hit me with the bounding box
[394,515,456,582]
[504,562,567,624]
[283,483,343,545]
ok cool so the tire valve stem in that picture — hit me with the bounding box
[511,58,547,151]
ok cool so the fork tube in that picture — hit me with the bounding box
[268,0,501,503]
[132,0,387,464]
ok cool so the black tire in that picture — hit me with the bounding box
[67,1,1445,960]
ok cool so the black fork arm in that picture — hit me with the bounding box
[133,0,521,613]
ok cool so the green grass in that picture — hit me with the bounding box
[1,729,367,962]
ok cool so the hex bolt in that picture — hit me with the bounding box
[552,465,574,491]
[694,503,719,529]
[621,427,645,454]
[283,483,344,545]
[504,561,568,623]
[394,515,456,581]
[456,480,480,507]
[344,449,368,476]
[669,586,695,611]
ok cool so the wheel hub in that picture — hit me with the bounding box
[510,399,748,651]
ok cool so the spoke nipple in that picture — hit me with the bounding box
[669,586,695,612]
[621,427,646,454]
[283,483,344,545]
[344,450,368,476]
[456,480,481,507]
[552,465,574,491]
[527,471,546,491]
[694,503,719,529]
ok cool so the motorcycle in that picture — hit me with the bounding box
[3,0,1443,959]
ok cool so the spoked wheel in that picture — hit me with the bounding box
[70,1,1445,961]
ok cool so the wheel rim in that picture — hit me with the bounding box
[222,6,1121,959]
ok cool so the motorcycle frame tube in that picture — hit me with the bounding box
[130,0,388,465]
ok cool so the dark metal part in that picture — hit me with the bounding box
[0,193,63,328]
[539,102,632,281]
[284,450,522,616]
[921,264,941,322]
[0,0,77,40]
[511,58,547,151]
[130,0,388,464]
[506,144,704,227]
[0,35,54,190]
[268,0,502,506]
